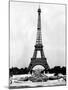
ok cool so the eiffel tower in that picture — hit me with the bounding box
[28,7,49,72]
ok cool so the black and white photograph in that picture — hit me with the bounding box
[9,0,66,89]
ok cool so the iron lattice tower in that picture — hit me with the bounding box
[28,7,49,72]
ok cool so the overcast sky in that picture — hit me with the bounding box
[10,1,66,69]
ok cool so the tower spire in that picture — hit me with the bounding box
[36,6,42,45]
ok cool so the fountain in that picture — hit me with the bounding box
[29,69,48,82]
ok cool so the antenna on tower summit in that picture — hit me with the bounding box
[38,2,41,9]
